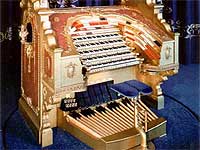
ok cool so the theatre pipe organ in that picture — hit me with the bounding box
[19,0,179,149]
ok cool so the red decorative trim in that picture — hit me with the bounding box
[72,21,84,29]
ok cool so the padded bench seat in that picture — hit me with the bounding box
[125,80,152,95]
[110,80,152,99]
[110,83,139,98]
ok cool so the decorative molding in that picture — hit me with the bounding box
[22,95,39,116]
[165,46,171,60]
[43,86,48,100]
[42,112,51,129]
[65,62,77,78]
[25,44,34,73]
[19,25,29,44]
[55,83,85,95]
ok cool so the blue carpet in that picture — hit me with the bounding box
[152,97,200,150]
[162,64,200,116]
[5,110,91,150]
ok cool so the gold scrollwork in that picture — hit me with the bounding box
[19,25,29,44]
[21,87,25,95]
[25,96,39,116]
[43,86,48,100]
[25,44,34,73]
[165,46,171,59]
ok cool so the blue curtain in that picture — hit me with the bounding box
[165,0,200,64]
[73,0,120,6]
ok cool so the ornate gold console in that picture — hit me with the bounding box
[18,0,179,148]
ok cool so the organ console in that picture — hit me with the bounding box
[18,0,179,149]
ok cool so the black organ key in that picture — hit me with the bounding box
[81,108,95,117]
[84,51,89,53]
[87,57,93,60]
[97,56,103,59]
[126,21,131,25]
[95,27,101,29]
[81,109,90,117]
[93,49,99,52]
[113,101,121,109]
[107,102,113,110]
[96,106,106,113]
[154,40,161,47]
[86,43,90,46]
[99,17,106,20]
[86,32,93,35]
[121,98,131,106]
[69,111,81,119]
[107,102,118,111]
[96,35,101,38]
[88,108,95,116]
[103,48,108,51]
